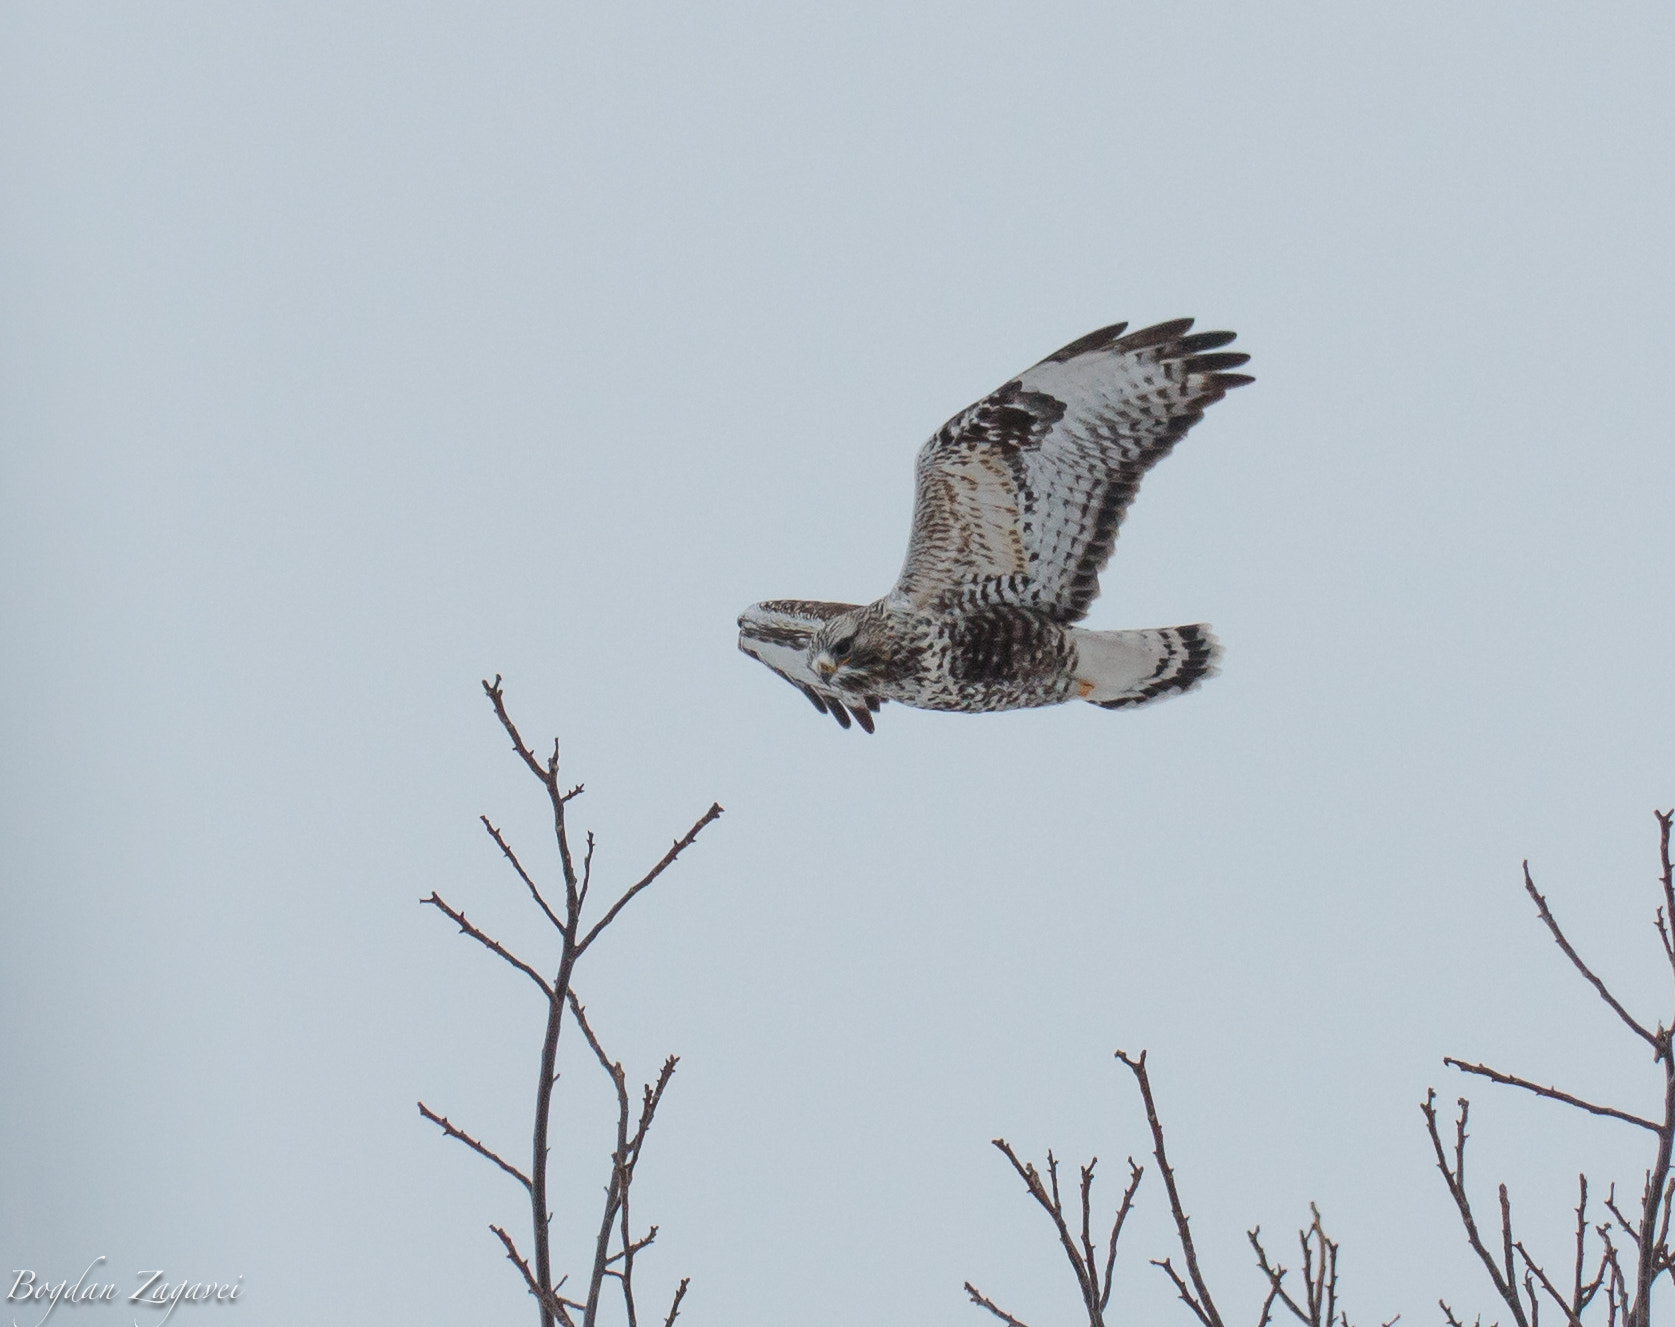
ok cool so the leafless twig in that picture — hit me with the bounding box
[1421,1092,1530,1327]
[578,806,725,955]
[1250,1206,1345,1327]
[970,1048,1375,1327]
[663,1277,689,1327]
[491,1225,584,1327]
[1115,1048,1228,1327]
[420,890,552,998]
[1442,1060,1660,1133]
[417,1102,531,1190]
[968,1141,1142,1327]
[1522,863,1658,1052]
[966,1280,1037,1327]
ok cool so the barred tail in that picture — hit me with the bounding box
[1070,624,1221,710]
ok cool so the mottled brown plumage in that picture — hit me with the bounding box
[739,319,1251,730]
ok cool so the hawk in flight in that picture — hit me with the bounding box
[738,318,1251,732]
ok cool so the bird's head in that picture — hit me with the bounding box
[811,608,889,690]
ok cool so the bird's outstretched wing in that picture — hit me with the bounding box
[890,319,1252,623]
[736,599,884,732]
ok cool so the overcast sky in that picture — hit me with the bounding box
[5,3,1675,1324]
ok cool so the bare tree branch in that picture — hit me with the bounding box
[567,990,625,1089]
[481,676,580,900]
[1522,863,1657,1051]
[492,1224,581,1327]
[1631,1045,1675,1326]
[1153,1255,1217,1327]
[483,675,553,783]
[578,803,725,955]
[663,1278,689,1327]
[1115,1049,1226,1327]
[1658,811,1675,987]
[1444,1060,1660,1133]
[605,1227,658,1268]
[530,955,574,1327]
[418,1102,531,1190]
[1603,1185,1637,1241]
[1568,1178,1606,1320]
[578,831,596,914]
[975,1049,1372,1327]
[977,1127,1142,1325]
[991,1142,1098,1314]
[1249,1227,1310,1324]
[567,990,633,1326]
[422,891,553,998]
[965,1282,1034,1327]
[631,1058,680,1162]
[1100,1158,1144,1312]
[614,1066,679,1327]
[425,680,714,1327]
[1421,1091,1530,1327]
[1428,812,1675,1327]
[1245,1207,1346,1327]
[1516,1242,1587,1327]
[481,815,564,934]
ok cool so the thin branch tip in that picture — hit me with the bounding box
[418,1101,532,1191]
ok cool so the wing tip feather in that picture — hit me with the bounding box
[1178,330,1238,352]
[1040,321,1130,364]
[1115,317,1197,352]
[1182,351,1251,373]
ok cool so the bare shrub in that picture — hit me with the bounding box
[969,1048,1383,1327]
[1424,810,1675,1327]
[419,677,722,1327]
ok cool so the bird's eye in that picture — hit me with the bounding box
[832,636,855,660]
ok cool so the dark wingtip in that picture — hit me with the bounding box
[1182,351,1250,373]
[1041,321,1129,363]
[852,705,875,734]
[800,685,829,715]
[1116,317,1196,351]
[828,699,853,730]
[1178,330,1237,353]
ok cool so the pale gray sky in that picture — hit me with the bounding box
[4,3,1674,1324]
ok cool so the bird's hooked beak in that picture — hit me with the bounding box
[814,651,837,679]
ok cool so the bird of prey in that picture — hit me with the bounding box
[738,318,1251,732]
